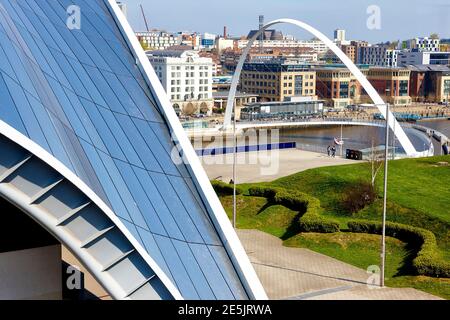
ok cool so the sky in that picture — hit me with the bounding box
[120,0,450,44]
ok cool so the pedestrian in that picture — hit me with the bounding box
[327,145,331,157]
[331,146,336,158]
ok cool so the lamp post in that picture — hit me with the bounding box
[380,102,389,287]
[232,98,237,229]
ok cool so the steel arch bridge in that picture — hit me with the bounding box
[222,18,418,157]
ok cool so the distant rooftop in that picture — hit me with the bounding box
[406,64,450,72]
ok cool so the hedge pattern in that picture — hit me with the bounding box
[211,180,243,196]
[248,186,340,233]
[348,220,450,278]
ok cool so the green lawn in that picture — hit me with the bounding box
[217,155,450,299]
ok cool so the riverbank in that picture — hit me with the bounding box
[202,149,356,183]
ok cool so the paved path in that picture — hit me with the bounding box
[202,149,355,183]
[237,229,442,300]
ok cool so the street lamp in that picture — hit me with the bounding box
[380,102,390,287]
[232,98,237,229]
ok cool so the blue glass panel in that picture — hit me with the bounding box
[189,243,235,300]
[112,113,162,172]
[172,240,215,299]
[0,73,26,134]
[81,103,127,162]
[1,75,48,149]
[119,217,145,249]
[209,245,248,299]
[153,235,200,299]
[168,176,221,246]
[132,166,185,241]
[149,172,204,243]
[137,227,174,283]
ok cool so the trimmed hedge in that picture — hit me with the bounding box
[248,186,340,233]
[211,180,242,196]
[348,220,450,278]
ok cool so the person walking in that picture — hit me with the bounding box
[327,145,331,157]
[331,146,336,158]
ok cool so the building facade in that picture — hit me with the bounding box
[240,60,317,102]
[405,37,441,52]
[316,66,411,107]
[148,50,214,115]
[397,51,450,67]
[136,31,182,50]
[408,65,450,103]
[237,39,328,54]
[0,0,265,300]
[360,45,400,67]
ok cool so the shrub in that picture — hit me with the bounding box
[348,220,450,278]
[248,186,340,233]
[211,180,242,196]
[342,181,377,214]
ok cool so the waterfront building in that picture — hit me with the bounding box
[240,97,324,120]
[240,60,317,102]
[147,50,214,115]
[366,67,412,106]
[213,91,259,117]
[315,67,364,108]
[315,66,411,107]
[407,65,450,103]
[0,0,265,300]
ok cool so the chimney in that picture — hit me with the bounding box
[223,26,227,39]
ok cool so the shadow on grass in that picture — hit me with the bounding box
[394,242,418,277]
[256,201,274,215]
[281,212,302,241]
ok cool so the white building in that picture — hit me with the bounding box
[334,29,345,42]
[136,31,181,50]
[237,39,328,54]
[398,51,450,67]
[405,37,440,52]
[360,45,400,67]
[216,38,235,53]
[147,50,214,115]
[200,33,216,49]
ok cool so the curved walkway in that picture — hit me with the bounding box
[237,229,442,300]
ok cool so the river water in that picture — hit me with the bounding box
[278,119,450,155]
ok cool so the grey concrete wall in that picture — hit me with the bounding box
[0,245,62,300]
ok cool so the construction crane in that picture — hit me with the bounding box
[140,4,150,31]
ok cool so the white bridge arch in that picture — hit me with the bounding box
[223,18,418,156]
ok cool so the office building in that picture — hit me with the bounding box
[240,60,317,102]
[316,66,411,107]
[408,65,450,103]
[398,51,450,67]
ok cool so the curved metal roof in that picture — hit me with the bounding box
[0,0,266,300]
